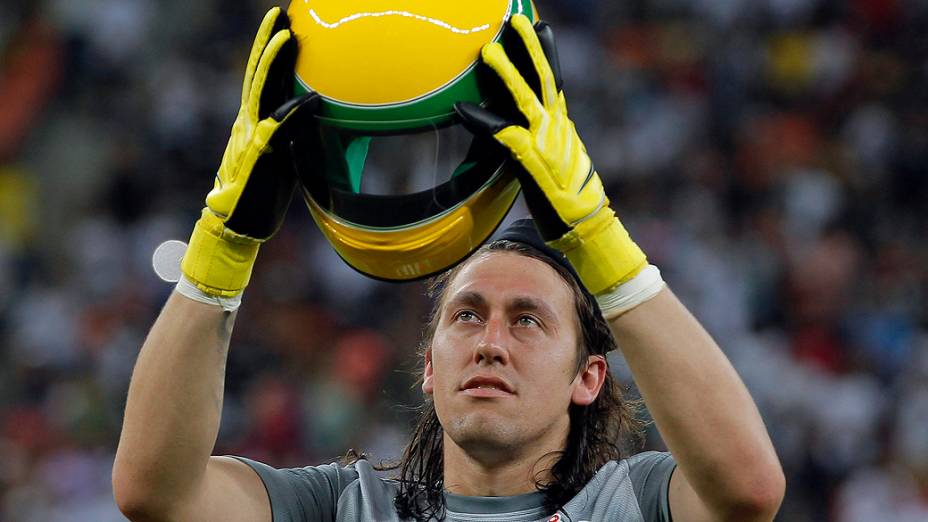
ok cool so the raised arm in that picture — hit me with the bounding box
[113,295,272,521]
[112,7,317,521]
[608,288,784,521]
[456,14,784,521]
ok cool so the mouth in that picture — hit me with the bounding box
[460,375,515,398]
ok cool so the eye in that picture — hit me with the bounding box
[516,314,541,327]
[454,310,481,323]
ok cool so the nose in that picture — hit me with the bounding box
[473,315,511,366]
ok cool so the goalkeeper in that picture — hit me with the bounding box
[113,8,784,522]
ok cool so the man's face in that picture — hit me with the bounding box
[422,251,587,462]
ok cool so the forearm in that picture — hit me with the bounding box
[609,287,783,515]
[113,291,235,516]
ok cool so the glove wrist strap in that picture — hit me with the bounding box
[597,264,665,320]
[176,275,243,312]
[548,209,647,295]
[180,208,261,298]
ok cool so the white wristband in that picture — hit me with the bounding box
[176,275,243,312]
[596,264,665,320]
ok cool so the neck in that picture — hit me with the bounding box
[441,418,568,497]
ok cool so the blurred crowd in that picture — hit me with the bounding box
[1,0,927,520]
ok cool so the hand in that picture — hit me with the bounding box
[455,14,646,296]
[181,7,318,298]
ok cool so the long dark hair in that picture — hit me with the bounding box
[356,240,644,520]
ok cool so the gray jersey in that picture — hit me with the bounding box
[236,451,675,522]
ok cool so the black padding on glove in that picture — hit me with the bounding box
[454,102,510,135]
[454,20,573,242]
[259,11,294,120]
[534,22,564,92]
[515,166,571,242]
[225,93,319,239]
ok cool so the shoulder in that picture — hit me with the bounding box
[236,457,403,522]
[619,452,676,522]
[235,457,361,503]
[561,452,675,522]
[621,451,676,484]
[589,451,676,485]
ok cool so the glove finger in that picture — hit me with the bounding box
[481,42,547,129]
[494,124,571,240]
[510,14,559,109]
[258,10,296,120]
[270,6,290,33]
[494,125,547,176]
[454,102,513,137]
[242,7,282,107]
[224,99,312,241]
[259,34,297,119]
[247,29,292,123]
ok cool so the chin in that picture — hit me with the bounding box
[446,412,525,453]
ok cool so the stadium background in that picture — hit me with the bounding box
[1,0,927,520]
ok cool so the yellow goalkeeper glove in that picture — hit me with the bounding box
[455,14,646,296]
[181,7,318,298]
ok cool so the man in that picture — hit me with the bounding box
[113,7,785,521]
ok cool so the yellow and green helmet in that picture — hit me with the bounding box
[287,0,537,281]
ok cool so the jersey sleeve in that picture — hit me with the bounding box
[232,456,360,522]
[626,451,676,522]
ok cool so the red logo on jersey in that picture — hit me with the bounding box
[547,515,561,522]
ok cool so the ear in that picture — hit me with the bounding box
[421,349,434,395]
[570,355,607,406]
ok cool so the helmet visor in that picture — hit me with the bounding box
[294,121,521,281]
